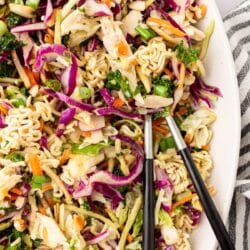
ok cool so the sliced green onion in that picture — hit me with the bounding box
[0,20,7,38]
[154,84,168,97]
[12,98,26,107]
[159,136,176,151]
[79,87,91,99]
[135,25,156,40]
[30,175,47,189]
[6,152,24,162]
[45,79,62,91]
[26,0,40,9]
[71,143,107,156]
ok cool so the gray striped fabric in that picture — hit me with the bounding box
[223,1,250,249]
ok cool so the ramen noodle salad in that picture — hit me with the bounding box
[0,0,221,249]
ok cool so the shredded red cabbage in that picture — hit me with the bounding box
[40,135,48,148]
[11,22,47,33]
[190,77,223,108]
[85,36,99,52]
[44,0,53,24]
[94,183,123,209]
[184,203,201,226]
[73,135,144,198]
[100,88,114,106]
[56,108,76,137]
[95,107,144,122]
[86,230,109,245]
[111,3,121,18]
[35,44,78,96]
[0,116,6,129]
[0,52,10,63]
[44,88,95,112]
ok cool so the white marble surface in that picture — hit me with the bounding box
[215,0,244,16]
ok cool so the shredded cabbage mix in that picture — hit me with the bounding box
[0,0,222,249]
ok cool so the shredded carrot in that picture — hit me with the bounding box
[116,41,128,56]
[28,154,43,176]
[0,104,8,115]
[177,63,186,88]
[202,145,210,151]
[44,34,54,44]
[24,67,38,87]
[39,120,44,131]
[82,131,92,138]
[137,137,143,146]
[101,0,111,7]
[47,28,54,36]
[171,187,215,211]
[152,124,169,135]
[147,17,186,37]
[153,118,165,126]
[8,194,18,201]
[172,194,197,211]
[113,97,125,108]
[176,107,188,116]
[60,149,71,165]
[42,183,53,192]
[74,215,85,231]
[198,4,207,19]
[46,197,55,206]
[164,68,174,80]
[39,207,47,215]
[10,187,23,196]
[126,234,133,243]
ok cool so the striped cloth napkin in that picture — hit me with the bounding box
[223,1,250,249]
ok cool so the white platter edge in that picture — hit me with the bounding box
[190,0,241,249]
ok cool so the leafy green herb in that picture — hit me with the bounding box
[62,34,70,46]
[6,152,24,162]
[0,206,17,213]
[0,32,23,53]
[6,228,25,250]
[45,79,62,91]
[159,136,176,152]
[175,41,199,66]
[82,200,91,211]
[134,82,147,96]
[113,166,124,176]
[6,13,24,29]
[71,143,107,156]
[135,25,156,40]
[30,175,48,189]
[117,185,129,194]
[153,107,170,120]
[32,239,42,248]
[105,70,133,99]
[153,77,174,97]
[132,209,143,238]
[158,209,173,226]
[0,61,16,77]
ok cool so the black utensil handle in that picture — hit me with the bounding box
[179,148,235,250]
[143,158,155,250]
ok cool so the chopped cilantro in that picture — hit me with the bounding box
[0,61,16,77]
[6,13,25,29]
[0,32,23,53]
[175,41,199,66]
